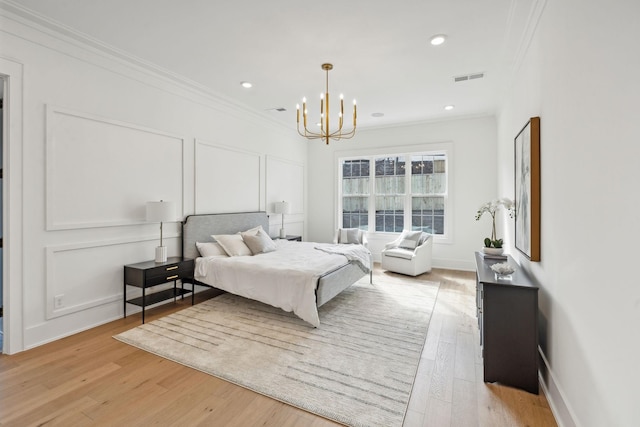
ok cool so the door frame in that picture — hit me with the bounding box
[1,57,25,354]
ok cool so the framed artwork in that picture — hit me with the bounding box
[514,116,540,261]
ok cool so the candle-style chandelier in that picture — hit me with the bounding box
[296,63,357,145]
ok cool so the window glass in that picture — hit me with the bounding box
[341,159,369,230]
[339,151,448,237]
[375,157,405,232]
[411,154,446,234]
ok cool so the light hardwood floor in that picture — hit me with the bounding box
[0,266,557,426]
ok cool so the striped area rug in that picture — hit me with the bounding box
[114,276,439,427]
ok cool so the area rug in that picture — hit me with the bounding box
[114,276,439,427]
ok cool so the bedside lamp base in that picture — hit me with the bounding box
[155,246,167,263]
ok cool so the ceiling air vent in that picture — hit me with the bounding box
[454,72,485,82]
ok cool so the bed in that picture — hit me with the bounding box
[182,212,371,326]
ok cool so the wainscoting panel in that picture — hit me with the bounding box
[194,140,261,214]
[46,105,184,230]
[265,155,304,213]
[45,235,180,320]
[266,156,304,237]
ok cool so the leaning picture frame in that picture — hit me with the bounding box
[514,116,540,261]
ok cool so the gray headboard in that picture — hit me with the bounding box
[182,212,270,260]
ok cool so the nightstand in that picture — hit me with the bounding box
[277,235,302,241]
[124,257,195,323]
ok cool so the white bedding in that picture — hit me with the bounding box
[195,240,369,326]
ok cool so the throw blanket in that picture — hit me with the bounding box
[314,243,371,273]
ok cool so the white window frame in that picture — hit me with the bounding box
[337,144,452,243]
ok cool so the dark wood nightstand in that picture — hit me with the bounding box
[276,235,302,241]
[124,257,195,323]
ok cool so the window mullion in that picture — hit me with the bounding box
[405,153,412,231]
[368,156,375,232]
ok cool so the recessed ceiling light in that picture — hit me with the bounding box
[371,112,385,118]
[444,105,455,111]
[240,81,253,89]
[430,34,447,46]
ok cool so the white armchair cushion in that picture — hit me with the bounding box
[399,230,422,247]
[383,248,415,260]
[385,230,422,249]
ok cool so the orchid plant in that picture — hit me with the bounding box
[475,198,515,248]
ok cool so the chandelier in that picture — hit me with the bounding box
[296,63,357,145]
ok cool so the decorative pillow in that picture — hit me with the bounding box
[211,234,252,257]
[195,241,228,257]
[241,229,277,255]
[240,225,264,236]
[339,228,361,244]
[397,230,423,249]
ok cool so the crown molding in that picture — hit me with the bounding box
[497,0,548,104]
[0,0,292,134]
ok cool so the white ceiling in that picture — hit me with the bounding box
[7,0,536,130]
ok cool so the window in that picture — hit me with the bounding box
[375,156,405,232]
[339,150,448,237]
[410,154,446,234]
[341,159,369,230]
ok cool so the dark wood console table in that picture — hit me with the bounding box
[474,252,539,394]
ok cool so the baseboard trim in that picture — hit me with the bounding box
[539,347,578,427]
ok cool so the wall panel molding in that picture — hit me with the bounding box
[46,105,185,230]
[45,234,180,320]
[265,155,304,214]
[194,139,262,214]
[266,156,305,238]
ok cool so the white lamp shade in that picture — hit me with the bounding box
[274,201,291,214]
[146,201,176,222]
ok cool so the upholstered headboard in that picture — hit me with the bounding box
[182,212,270,260]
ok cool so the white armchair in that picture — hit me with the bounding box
[333,228,368,248]
[381,231,433,276]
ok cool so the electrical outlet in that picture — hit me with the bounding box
[54,294,64,309]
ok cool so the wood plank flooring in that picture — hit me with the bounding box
[0,266,557,426]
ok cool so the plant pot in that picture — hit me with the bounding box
[482,247,504,256]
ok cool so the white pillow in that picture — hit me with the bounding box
[240,225,264,236]
[339,228,361,244]
[241,229,277,255]
[397,230,423,249]
[196,241,228,257]
[212,234,252,257]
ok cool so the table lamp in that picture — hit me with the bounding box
[274,201,291,238]
[146,200,176,262]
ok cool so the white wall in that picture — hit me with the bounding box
[0,10,306,352]
[497,1,640,426]
[307,116,499,270]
